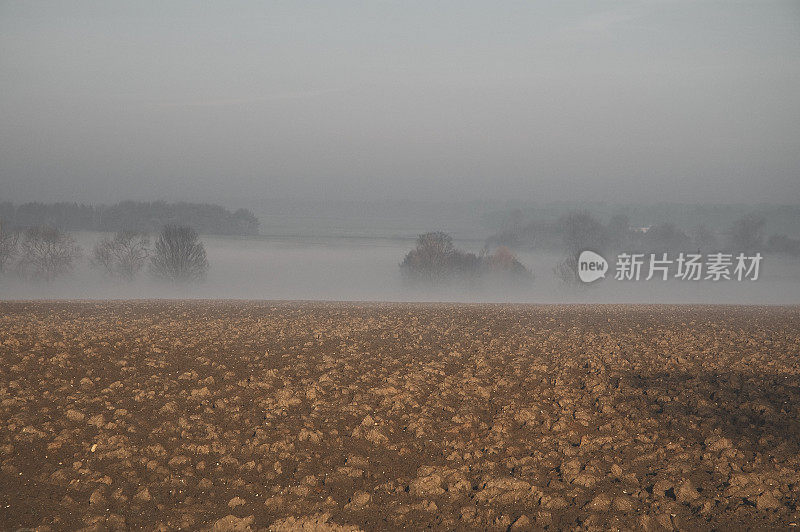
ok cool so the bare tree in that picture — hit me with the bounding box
[554,255,581,285]
[558,211,609,256]
[554,212,608,284]
[0,223,19,274]
[150,225,208,282]
[16,225,81,281]
[92,231,150,280]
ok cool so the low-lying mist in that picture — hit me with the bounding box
[1,231,798,304]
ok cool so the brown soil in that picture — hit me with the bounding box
[1,301,799,530]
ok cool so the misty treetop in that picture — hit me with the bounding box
[0,200,259,236]
[401,232,531,284]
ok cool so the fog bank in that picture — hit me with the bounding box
[1,232,798,304]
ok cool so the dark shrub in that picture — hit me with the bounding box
[401,233,530,284]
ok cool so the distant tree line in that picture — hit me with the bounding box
[0,200,259,236]
[490,211,800,256]
[487,210,799,284]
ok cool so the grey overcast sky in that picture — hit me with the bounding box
[1,1,799,206]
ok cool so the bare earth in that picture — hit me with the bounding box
[1,302,799,531]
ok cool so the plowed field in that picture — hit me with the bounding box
[1,302,799,530]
